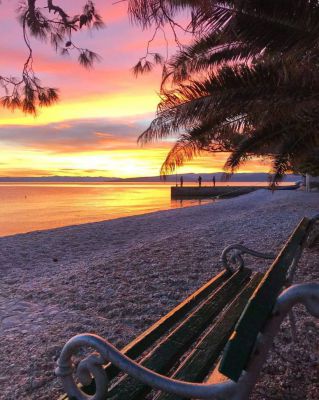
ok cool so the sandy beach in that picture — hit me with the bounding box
[0,189,318,399]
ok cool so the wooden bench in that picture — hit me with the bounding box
[56,216,319,400]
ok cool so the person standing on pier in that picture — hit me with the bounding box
[198,176,202,187]
[213,176,216,187]
[180,176,184,187]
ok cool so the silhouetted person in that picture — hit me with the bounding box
[213,176,216,187]
[198,176,202,187]
[180,176,184,187]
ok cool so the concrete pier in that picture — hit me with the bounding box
[171,186,258,199]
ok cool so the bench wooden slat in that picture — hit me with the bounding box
[153,272,263,400]
[218,217,311,382]
[107,268,252,400]
[59,270,231,400]
[58,217,314,400]
[154,272,264,400]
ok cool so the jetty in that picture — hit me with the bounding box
[171,186,257,199]
[171,183,300,199]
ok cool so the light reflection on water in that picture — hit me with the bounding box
[0,182,215,236]
[0,181,293,237]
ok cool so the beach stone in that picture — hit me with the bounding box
[2,316,21,329]
[0,189,318,400]
[31,378,46,389]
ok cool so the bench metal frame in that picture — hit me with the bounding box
[220,241,303,343]
[56,284,319,400]
[56,216,319,400]
[221,244,275,273]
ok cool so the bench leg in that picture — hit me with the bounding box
[288,310,297,342]
[285,246,302,342]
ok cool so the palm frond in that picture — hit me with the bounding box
[127,0,204,28]
[160,135,201,175]
[135,0,319,182]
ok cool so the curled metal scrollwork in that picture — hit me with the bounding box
[55,336,109,400]
[221,244,275,273]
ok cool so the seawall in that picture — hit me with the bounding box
[171,186,259,199]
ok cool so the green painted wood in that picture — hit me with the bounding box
[219,217,311,382]
[58,270,230,400]
[107,268,251,400]
[154,272,264,400]
[107,270,230,377]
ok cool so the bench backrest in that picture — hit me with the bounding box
[219,217,312,382]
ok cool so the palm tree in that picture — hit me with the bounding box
[133,1,319,183]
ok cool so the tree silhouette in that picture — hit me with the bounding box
[0,1,192,114]
[0,0,104,115]
[134,1,319,182]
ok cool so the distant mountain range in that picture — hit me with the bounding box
[0,173,301,182]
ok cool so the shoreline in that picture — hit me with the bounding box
[0,185,302,240]
[0,189,318,399]
[0,182,299,238]
[0,195,219,240]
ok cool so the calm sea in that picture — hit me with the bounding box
[0,181,289,237]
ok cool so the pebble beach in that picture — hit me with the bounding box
[0,189,318,399]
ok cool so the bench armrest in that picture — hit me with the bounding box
[55,335,236,400]
[221,244,275,273]
[235,282,319,399]
[55,283,319,400]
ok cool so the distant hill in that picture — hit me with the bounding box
[122,173,301,182]
[0,176,118,182]
[0,173,301,182]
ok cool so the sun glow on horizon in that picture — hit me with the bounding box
[0,92,159,126]
[0,92,271,178]
[0,140,271,178]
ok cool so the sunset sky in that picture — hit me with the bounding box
[0,0,270,178]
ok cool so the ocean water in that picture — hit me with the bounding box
[0,181,291,236]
